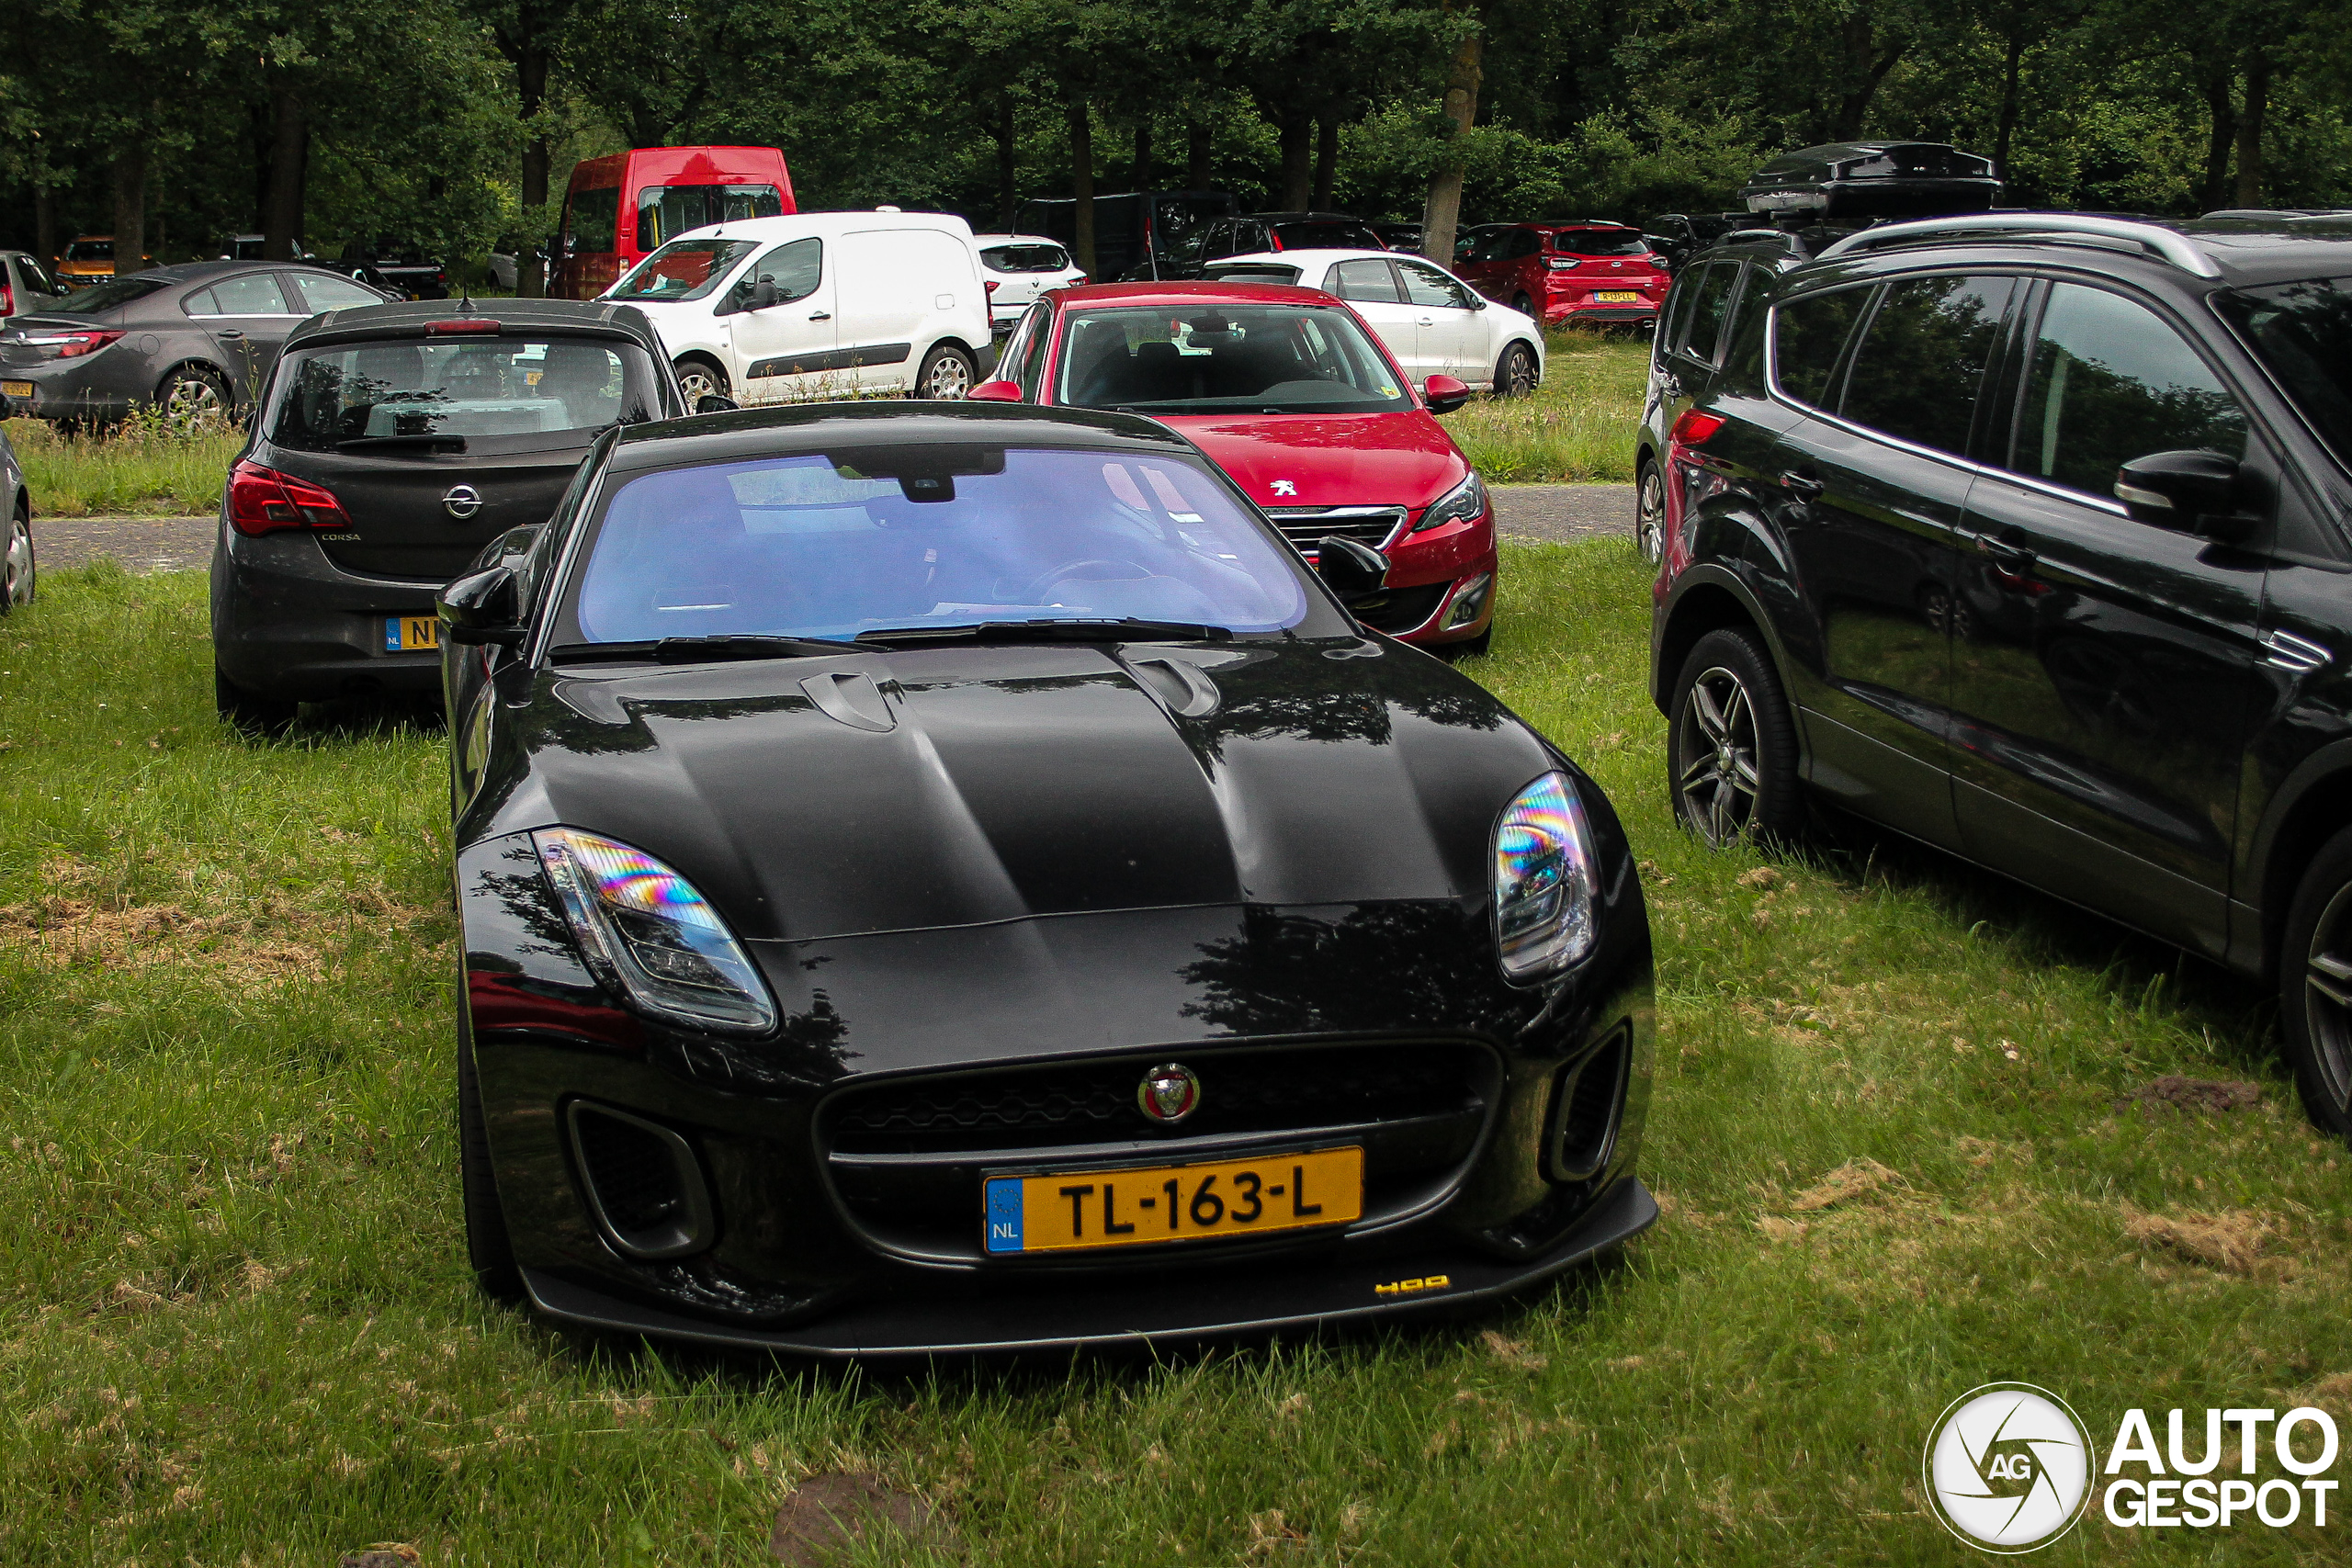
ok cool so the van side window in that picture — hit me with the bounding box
[566,186,620,254]
[746,238,822,304]
[1838,276,2015,457]
[1771,285,1874,409]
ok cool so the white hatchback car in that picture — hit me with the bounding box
[972,234,1088,333]
[603,209,994,403]
[1203,248,1544,396]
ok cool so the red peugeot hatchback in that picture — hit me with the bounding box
[970,281,1498,651]
[1456,222,1669,330]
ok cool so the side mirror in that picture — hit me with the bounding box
[967,379,1024,402]
[438,565,526,648]
[1313,536,1388,601]
[696,393,739,413]
[1423,374,1472,414]
[2115,450,2250,538]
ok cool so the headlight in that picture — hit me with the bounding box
[1413,468,1488,534]
[534,829,776,1033]
[1492,772,1599,983]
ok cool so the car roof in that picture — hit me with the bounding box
[283,298,668,354]
[1242,211,1374,224]
[1049,279,1358,309]
[1204,247,1451,270]
[972,234,1066,246]
[1792,212,2352,288]
[664,210,976,245]
[604,400,1196,472]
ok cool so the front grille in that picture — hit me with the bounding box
[1263,506,1408,557]
[820,1041,1500,1260]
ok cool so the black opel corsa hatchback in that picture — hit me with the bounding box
[1649,212,2352,1144]
[440,400,1655,1353]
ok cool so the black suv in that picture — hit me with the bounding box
[1646,212,2352,1140]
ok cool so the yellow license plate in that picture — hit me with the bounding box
[386,615,439,651]
[1594,290,1641,303]
[984,1145,1363,1255]
[1,381,32,400]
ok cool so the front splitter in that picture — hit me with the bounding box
[518,1176,1657,1358]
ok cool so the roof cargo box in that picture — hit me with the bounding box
[1740,143,2001,223]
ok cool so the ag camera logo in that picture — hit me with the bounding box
[1924,1383,2094,1552]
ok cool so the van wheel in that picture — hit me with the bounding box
[2,508,33,613]
[1635,461,1666,565]
[916,344,976,400]
[2281,826,2352,1142]
[215,664,298,739]
[1668,628,1802,848]
[673,356,729,407]
[1493,342,1538,398]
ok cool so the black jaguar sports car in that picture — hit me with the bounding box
[439,399,1657,1354]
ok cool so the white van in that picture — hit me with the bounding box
[601,209,992,404]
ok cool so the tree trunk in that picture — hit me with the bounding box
[111,146,148,275]
[2200,68,2237,213]
[263,84,308,262]
[1135,120,1153,188]
[1278,111,1313,210]
[34,180,56,268]
[1420,13,1484,265]
[1830,17,1905,140]
[995,94,1018,231]
[252,100,274,234]
[519,46,551,298]
[1187,120,1211,189]
[1312,114,1339,211]
[1068,95,1095,277]
[2234,51,2269,208]
[1993,26,2025,183]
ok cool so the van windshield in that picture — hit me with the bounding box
[607,239,761,303]
[636,185,786,252]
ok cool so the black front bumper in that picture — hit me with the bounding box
[519,1175,1657,1356]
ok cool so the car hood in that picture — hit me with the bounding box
[469,636,1561,942]
[1164,411,1465,513]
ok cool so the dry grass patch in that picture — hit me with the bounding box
[2121,1204,2278,1275]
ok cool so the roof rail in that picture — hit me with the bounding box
[1814,214,2221,279]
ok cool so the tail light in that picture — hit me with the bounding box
[1073,274,1089,285]
[1546,258,1579,272]
[0,280,12,316]
[228,460,353,536]
[984,279,1000,296]
[425,318,500,335]
[1669,409,1727,448]
[20,328,125,358]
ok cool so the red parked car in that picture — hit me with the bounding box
[970,281,1498,651]
[1454,222,1669,329]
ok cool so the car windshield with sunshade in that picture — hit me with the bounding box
[1554,231,1653,256]
[2213,275,2352,472]
[558,445,1310,647]
[605,238,761,303]
[267,337,658,452]
[1058,304,1412,416]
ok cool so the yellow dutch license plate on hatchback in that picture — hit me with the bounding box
[1594,290,1641,303]
[2,380,33,400]
[386,615,439,652]
[984,1145,1363,1255]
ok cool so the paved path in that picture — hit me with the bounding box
[30,482,1635,578]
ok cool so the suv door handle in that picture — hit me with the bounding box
[1979,536,2037,575]
[1779,471,1824,501]
[808,310,831,321]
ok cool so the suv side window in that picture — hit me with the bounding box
[1839,276,2016,457]
[2006,282,2249,499]
[1679,263,1743,367]
[1507,230,1543,259]
[1771,285,1874,409]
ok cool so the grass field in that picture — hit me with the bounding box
[3,547,2346,1564]
[5,332,1648,523]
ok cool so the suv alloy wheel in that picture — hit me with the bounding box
[2283,826,2352,1141]
[1635,463,1666,565]
[1668,628,1801,846]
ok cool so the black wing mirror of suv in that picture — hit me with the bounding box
[696,394,740,413]
[438,565,526,648]
[1314,536,1389,601]
[2115,450,2254,540]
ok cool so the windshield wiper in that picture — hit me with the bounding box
[857,618,1233,646]
[337,433,468,452]
[546,635,878,665]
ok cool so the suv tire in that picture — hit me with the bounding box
[1635,461,1666,565]
[916,343,976,400]
[458,1011,526,1303]
[1668,627,1803,847]
[215,664,299,738]
[2281,825,2352,1141]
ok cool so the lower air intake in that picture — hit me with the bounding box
[1548,1026,1631,1183]
[566,1101,715,1260]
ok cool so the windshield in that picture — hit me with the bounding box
[44,276,167,314]
[2214,276,2352,471]
[1059,305,1411,415]
[635,184,786,252]
[607,238,761,303]
[65,240,114,262]
[268,336,657,452]
[1270,221,1383,250]
[982,243,1070,273]
[561,446,1309,645]
[1554,231,1651,257]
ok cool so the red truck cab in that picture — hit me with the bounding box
[551,146,796,300]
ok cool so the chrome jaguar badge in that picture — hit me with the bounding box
[442,483,482,520]
[1137,1062,1200,1124]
